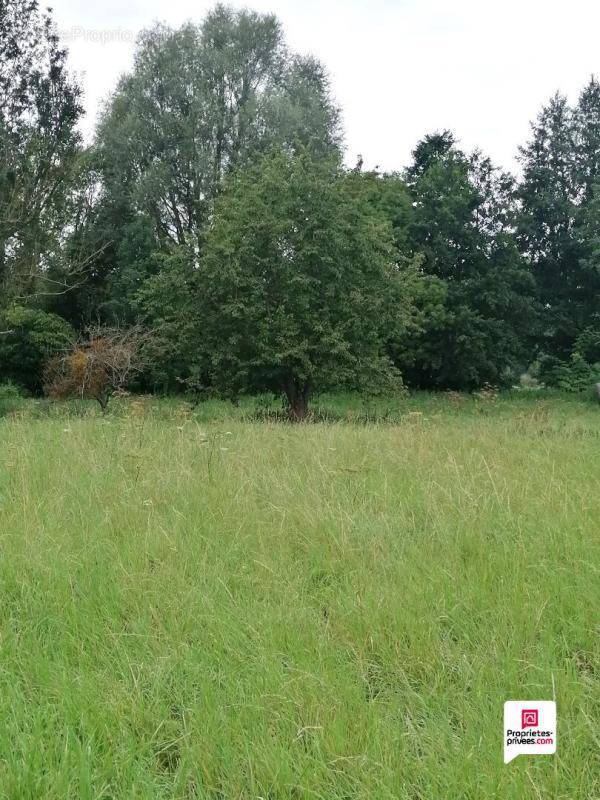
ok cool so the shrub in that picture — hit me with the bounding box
[573,327,600,364]
[0,382,25,417]
[44,325,153,411]
[0,307,75,393]
[539,352,600,393]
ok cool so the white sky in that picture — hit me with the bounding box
[50,0,600,173]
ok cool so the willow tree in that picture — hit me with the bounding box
[95,5,341,252]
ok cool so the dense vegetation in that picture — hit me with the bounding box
[1,1,600,413]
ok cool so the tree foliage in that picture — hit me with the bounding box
[518,79,600,363]
[396,133,536,389]
[189,149,410,418]
[0,305,74,391]
[0,0,82,298]
[4,4,600,403]
[96,6,340,248]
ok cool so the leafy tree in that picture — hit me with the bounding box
[569,78,600,355]
[405,130,456,183]
[358,169,414,259]
[0,0,82,299]
[399,133,536,389]
[44,325,153,411]
[96,5,340,249]
[517,94,580,356]
[72,5,341,329]
[355,169,448,381]
[574,77,600,203]
[185,149,411,419]
[134,248,203,392]
[48,155,158,329]
[517,78,600,362]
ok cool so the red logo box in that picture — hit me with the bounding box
[521,709,539,728]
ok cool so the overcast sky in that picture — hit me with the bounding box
[50,0,600,173]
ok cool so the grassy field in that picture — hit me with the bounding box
[0,391,598,798]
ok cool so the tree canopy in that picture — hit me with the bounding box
[399,133,537,389]
[518,80,600,361]
[2,3,600,404]
[0,0,82,297]
[194,149,414,418]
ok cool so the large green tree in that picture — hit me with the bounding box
[399,132,536,389]
[145,149,417,418]
[72,5,341,328]
[517,78,600,363]
[0,0,85,388]
[0,0,82,298]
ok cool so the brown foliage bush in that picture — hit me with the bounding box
[44,325,152,410]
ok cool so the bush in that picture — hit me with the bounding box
[539,352,600,393]
[0,307,75,393]
[44,325,153,411]
[573,327,600,364]
[0,382,25,417]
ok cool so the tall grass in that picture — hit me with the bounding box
[0,393,598,798]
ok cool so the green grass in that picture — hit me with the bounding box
[0,392,598,798]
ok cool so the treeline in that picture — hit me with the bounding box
[1,1,600,415]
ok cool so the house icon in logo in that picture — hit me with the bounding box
[521,709,539,728]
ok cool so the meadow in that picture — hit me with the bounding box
[0,391,598,799]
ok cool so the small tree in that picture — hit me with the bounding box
[196,149,412,419]
[44,325,151,410]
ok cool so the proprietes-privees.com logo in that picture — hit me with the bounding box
[504,701,556,763]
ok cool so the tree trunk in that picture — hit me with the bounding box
[96,390,110,413]
[284,375,311,422]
